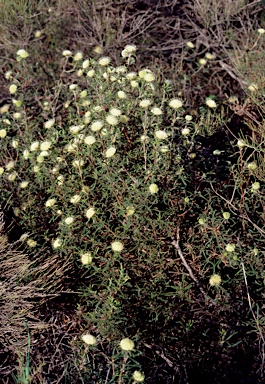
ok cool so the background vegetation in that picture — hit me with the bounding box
[0,1,265,383]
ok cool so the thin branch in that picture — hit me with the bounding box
[171,228,214,303]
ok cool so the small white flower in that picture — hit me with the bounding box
[81,252,93,265]
[205,52,215,60]
[9,84,17,94]
[124,44,137,53]
[17,49,29,58]
[130,80,139,88]
[120,338,134,351]
[155,130,168,140]
[72,159,84,168]
[126,72,137,80]
[186,41,194,48]
[126,206,135,216]
[44,119,55,129]
[74,51,83,61]
[140,134,149,142]
[23,150,30,159]
[251,182,260,191]
[62,50,72,56]
[30,141,39,151]
[53,238,62,249]
[149,183,159,194]
[237,140,245,148]
[64,217,74,225]
[132,371,145,382]
[35,30,42,38]
[69,125,83,134]
[82,59,90,69]
[69,84,78,90]
[258,28,265,35]
[87,69,95,77]
[37,155,44,163]
[111,241,124,252]
[57,175,64,185]
[117,91,126,99]
[144,72,155,82]
[151,107,163,116]
[13,112,22,119]
[91,120,104,132]
[199,58,207,65]
[8,172,17,181]
[106,115,118,126]
[139,99,152,108]
[40,141,52,151]
[185,115,193,121]
[5,70,12,80]
[226,243,235,252]
[109,108,121,117]
[248,83,258,92]
[169,99,183,109]
[84,135,96,145]
[98,57,111,66]
[206,99,217,108]
[70,195,81,204]
[0,167,4,175]
[0,129,7,138]
[20,181,29,189]
[85,207,96,219]
[105,147,116,158]
[181,128,190,136]
[45,198,56,207]
[27,239,37,247]
[161,145,169,153]
[81,334,97,345]
[6,160,15,170]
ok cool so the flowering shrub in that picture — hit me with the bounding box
[0,43,265,382]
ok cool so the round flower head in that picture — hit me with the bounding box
[81,334,97,346]
[126,206,135,216]
[30,141,39,151]
[35,30,42,38]
[23,150,30,159]
[87,69,95,78]
[209,274,222,287]
[186,41,194,48]
[13,112,22,119]
[169,98,183,109]
[9,84,17,94]
[237,140,245,148]
[206,99,217,108]
[139,99,152,108]
[105,147,116,158]
[124,44,137,53]
[133,371,145,382]
[111,241,124,252]
[85,207,96,219]
[106,114,118,126]
[144,72,155,82]
[17,49,29,58]
[27,239,37,247]
[8,172,17,181]
[40,141,52,151]
[185,114,193,121]
[6,160,15,170]
[199,58,207,65]
[20,181,29,189]
[155,130,168,140]
[64,217,74,225]
[181,128,190,136]
[109,108,121,117]
[81,252,93,265]
[98,56,111,66]
[53,238,62,249]
[117,91,126,99]
[151,107,163,116]
[0,167,4,175]
[120,338,134,351]
[149,183,159,194]
[73,51,83,61]
[248,83,258,92]
[247,162,257,171]
[225,243,235,252]
[45,198,56,207]
[205,52,215,60]
[0,129,7,138]
[70,195,81,204]
[251,182,260,191]
[84,135,96,145]
[223,212,230,220]
[44,119,55,129]
[258,28,265,35]
[0,105,10,114]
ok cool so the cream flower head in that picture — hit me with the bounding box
[120,338,134,351]
[111,241,124,252]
